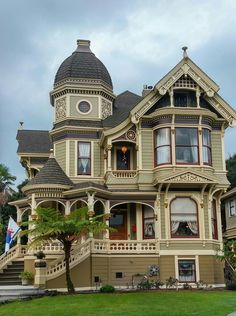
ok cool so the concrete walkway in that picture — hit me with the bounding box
[0,285,45,302]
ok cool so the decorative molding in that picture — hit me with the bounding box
[134,95,161,122]
[101,99,112,119]
[55,97,66,121]
[205,97,234,123]
[158,69,184,94]
[161,171,216,184]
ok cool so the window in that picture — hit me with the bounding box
[202,129,212,165]
[229,200,236,216]
[77,100,91,114]
[211,200,218,240]
[143,205,155,239]
[116,272,123,279]
[174,90,196,107]
[170,197,199,238]
[155,128,171,165]
[176,128,199,164]
[178,260,196,282]
[78,142,91,175]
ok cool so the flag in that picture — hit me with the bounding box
[5,217,21,253]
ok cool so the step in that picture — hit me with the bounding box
[0,281,22,286]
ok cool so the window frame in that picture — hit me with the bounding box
[142,205,155,239]
[175,127,199,165]
[229,199,236,217]
[170,197,199,239]
[178,259,196,283]
[77,141,91,176]
[154,127,172,166]
[211,199,218,240]
[202,128,212,166]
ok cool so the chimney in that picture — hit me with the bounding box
[142,85,153,97]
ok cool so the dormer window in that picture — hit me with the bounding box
[174,90,196,107]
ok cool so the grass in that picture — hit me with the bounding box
[0,290,236,316]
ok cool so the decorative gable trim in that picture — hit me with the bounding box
[158,170,217,184]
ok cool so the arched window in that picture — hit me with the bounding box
[170,197,198,237]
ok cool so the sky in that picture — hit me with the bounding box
[0,0,236,187]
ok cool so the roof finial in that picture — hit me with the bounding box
[182,46,188,58]
[19,121,24,129]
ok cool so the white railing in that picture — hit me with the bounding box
[46,239,91,280]
[27,242,64,255]
[111,170,138,178]
[0,244,27,271]
[91,239,159,254]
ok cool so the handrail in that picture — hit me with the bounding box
[46,239,91,280]
[0,244,27,271]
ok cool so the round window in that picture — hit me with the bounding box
[78,101,91,114]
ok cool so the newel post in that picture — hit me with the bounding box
[34,258,47,288]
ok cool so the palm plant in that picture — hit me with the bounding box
[0,164,16,193]
[21,206,110,293]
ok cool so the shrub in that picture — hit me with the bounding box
[137,279,163,290]
[226,282,236,290]
[182,282,192,290]
[165,277,179,289]
[19,271,34,280]
[100,284,115,293]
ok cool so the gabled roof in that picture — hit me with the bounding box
[103,90,142,127]
[17,130,51,154]
[24,156,73,188]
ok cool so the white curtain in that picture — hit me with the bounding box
[156,128,170,164]
[189,129,198,163]
[187,221,198,234]
[79,143,90,173]
[171,221,180,234]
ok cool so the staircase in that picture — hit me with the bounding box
[0,260,24,286]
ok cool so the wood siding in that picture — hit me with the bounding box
[69,140,76,177]
[141,130,153,169]
[211,132,223,170]
[55,141,66,172]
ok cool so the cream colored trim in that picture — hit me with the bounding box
[66,140,70,175]
[161,250,217,255]
[18,153,50,157]
[195,255,200,281]
[175,255,178,279]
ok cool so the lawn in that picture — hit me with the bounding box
[0,291,236,316]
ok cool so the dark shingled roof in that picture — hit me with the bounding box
[26,157,73,187]
[17,130,51,154]
[103,91,142,127]
[54,40,113,89]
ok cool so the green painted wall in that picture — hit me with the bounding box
[69,140,76,177]
[70,96,99,118]
[211,132,223,170]
[141,130,153,169]
[55,142,66,172]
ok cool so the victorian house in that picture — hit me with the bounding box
[1,40,236,288]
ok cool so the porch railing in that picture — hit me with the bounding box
[111,170,138,178]
[91,239,159,254]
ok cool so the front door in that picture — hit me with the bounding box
[109,210,127,240]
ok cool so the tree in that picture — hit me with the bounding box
[0,164,16,193]
[226,154,236,189]
[21,207,110,293]
[218,240,236,282]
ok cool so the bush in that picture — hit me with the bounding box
[226,282,236,290]
[100,284,115,293]
[137,279,163,290]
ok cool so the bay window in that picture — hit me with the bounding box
[170,197,198,238]
[176,128,199,164]
[202,129,212,165]
[78,142,91,175]
[155,128,171,165]
[178,260,196,282]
